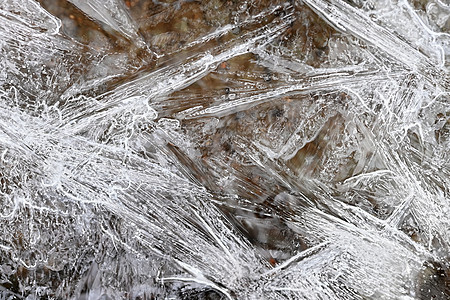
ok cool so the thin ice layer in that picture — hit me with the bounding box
[0,0,448,299]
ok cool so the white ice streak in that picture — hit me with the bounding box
[302,0,449,87]
[68,0,147,48]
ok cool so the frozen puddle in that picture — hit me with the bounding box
[0,0,448,299]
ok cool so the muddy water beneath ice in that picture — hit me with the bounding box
[0,0,449,299]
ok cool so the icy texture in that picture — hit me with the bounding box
[67,0,147,48]
[0,0,449,299]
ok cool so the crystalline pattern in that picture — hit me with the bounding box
[0,0,448,299]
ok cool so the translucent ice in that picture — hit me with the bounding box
[68,0,147,48]
[0,0,448,299]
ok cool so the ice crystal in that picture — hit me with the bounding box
[0,0,448,299]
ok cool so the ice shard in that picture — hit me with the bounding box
[67,0,147,48]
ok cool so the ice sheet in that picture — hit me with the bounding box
[0,0,448,299]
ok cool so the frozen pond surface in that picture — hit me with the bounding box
[0,0,449,299]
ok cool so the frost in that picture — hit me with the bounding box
[0,0,449,299]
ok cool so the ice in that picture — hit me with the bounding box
[0,0,449,299]
[67,0,147,48]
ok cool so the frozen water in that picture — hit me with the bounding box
[0,0,449,299]
[67,0,147,48]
